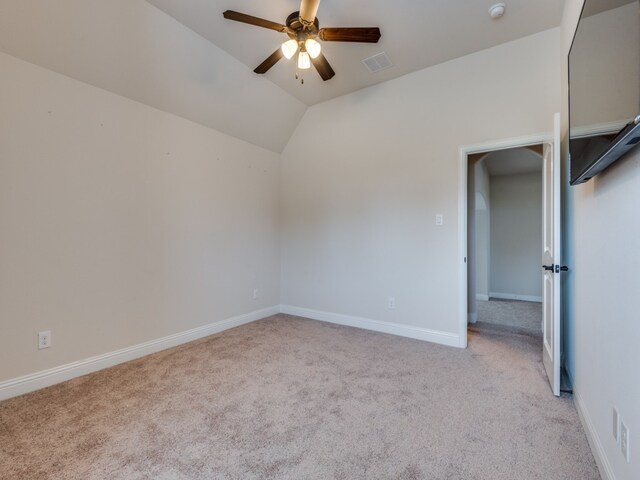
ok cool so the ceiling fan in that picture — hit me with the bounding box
[223,0,381,82]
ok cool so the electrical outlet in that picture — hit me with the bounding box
[253,288,259,300]
[388,297,396,309]
[38,331,52,350]
[613,408,620,444]
[621,421,630,463]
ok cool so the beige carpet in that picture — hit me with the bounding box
[0,315,599,479]
[477,298,542,332]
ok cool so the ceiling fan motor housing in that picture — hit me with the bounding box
[286,11,320,42]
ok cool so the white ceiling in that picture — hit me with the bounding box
[0,0,568,152]
[0,0,306,153]
[483,148,542,176]
[583,0,632,17]
[147,0,565,106]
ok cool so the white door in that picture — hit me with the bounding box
[542,113,562,396]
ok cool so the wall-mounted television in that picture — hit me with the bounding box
[569,0,640,185]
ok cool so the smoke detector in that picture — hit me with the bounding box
[489,3,506,19]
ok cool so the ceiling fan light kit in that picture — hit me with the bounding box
[281,39,298,59]
[305,39,322,59]
[297,51,311,69]
[223,0,381,83]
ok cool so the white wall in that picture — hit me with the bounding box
[562,2,640,479]
[0,52,281,383]
[280,29,560,340]
[475,161,490,300]
[489,172,542,301]
[0,0,307,153]
[571,148,640,480]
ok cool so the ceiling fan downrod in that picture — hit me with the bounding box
[299,0,321,26]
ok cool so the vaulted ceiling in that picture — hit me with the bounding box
[0,0,307,153]
[0,0,567,152]
[583,0,632,17]
[147,0,565,105]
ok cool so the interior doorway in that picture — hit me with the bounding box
[467,146,544,335]
[458,115,562,394]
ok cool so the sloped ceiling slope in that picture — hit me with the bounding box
[147,0,564,106]
[0,0,306,153]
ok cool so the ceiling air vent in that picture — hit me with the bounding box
[362,52,393,73]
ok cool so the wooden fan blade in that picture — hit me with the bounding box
[223,10,286,32]
[311,53,335,81]
[254,48,284,74]
[299,0,321,24]
[319,27,381,43]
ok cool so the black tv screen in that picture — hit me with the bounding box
[569,0,640,185]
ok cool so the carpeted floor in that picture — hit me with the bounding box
[0,314,599,479]
[477,298,542,332]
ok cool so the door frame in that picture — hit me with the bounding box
[457,132,553,348]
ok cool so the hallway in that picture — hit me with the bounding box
[476,298,542,334]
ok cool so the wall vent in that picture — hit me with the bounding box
[362,52,393,73]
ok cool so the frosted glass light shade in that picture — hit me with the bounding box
[297,51,311,69]
[305,39,321,59]
[281,39,298,59]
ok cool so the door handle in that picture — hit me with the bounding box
[542,264,569,273]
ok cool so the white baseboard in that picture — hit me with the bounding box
[574,389,615,480]
[468,313,478,324]
[476,294,489,302]
[0,306,280,401]
[1,304,463,401]
[281,305,461,348]
[489,292,542,303]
